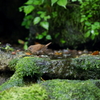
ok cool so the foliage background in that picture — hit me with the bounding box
[19,0,100,49]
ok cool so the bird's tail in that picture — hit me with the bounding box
[45,42,52,47]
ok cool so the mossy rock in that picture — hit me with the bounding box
[71,55,100,79]
[0,79,100,100]
[0,56,48,91]
[0,84,48,100]
[41,79,100,100]
[7,54,100,80]
[1,55,100,91]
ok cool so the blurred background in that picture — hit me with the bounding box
[0,0,100,51]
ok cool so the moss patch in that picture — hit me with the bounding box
[41,79,100,100]
[71,55,100,79]
[1,54,100,92]
[0,84,48,100]
[0,79,100,100]
[0,56,46,91]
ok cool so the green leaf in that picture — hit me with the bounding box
[52,12,57,18]
[24,6,34,15]
[55,33,60,38]
[80,18,85,22]
[37,11,44,14]
[33,0,44,5]
[94,22,100,29]
[36,34,43,39]
[51,0,58,6]
[91,35,95,40]
[94,22,100,26]
[60,39,66,44]
[46,35,52,40]
[40,12,46,18]
[25,0,34,4]
[40,21,49,30]
[80,17,85,22]
[24,42,28,50]
[21,15,32,29]
[19,6,23,12]
[42,31,47,36]
[85,21,91,26]
[57,0,67,8]
[78,0,83,3]
[87,14,92,18]
[84,31,90,38]
[91,24,96,30]
[81,15,86,18]
[72,0,77,2]
[95,32,99,35]
[44,15,51,20]
[33,17,41,25]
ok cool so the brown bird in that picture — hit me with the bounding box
[28,42,51,54]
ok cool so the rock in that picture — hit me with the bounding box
[1,52,100,91]
[0,50,26,71]
[71,55,100,79]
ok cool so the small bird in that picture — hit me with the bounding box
[28,42,51,54]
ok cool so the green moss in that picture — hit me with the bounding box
[15,56,44,77]
[1,54,100,92]
[72,55,100,70]
[0,84,48,100]
[8,58,19,71]
[0,79,100,100]
[0,56,46,91]
[41,79,100,100]
[71,55,100,79]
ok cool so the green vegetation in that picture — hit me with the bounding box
[71,55,100,79]
[0,44,14,52]
[0,84,48,100]
[0,56,46,91]
[41,79,100,100]
[0,79,100,100]
[1,55,100,92]
[80,0,100,40]
[19,0,100,47]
